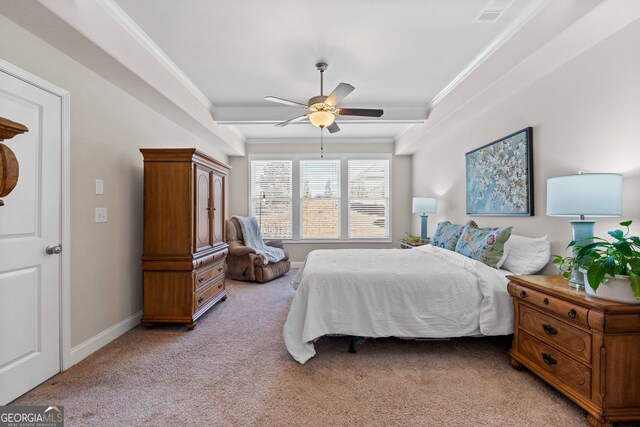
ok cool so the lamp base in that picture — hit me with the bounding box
[420,214,429,243]
[567,220,595,288]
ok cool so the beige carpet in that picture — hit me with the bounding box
[12,270,596,426]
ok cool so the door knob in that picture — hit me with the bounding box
[46,244,62,255]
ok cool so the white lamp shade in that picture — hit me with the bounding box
[412,196,437,214]
[546,173,622,217]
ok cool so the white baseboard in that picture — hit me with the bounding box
[291,261,304,269]
[69,310,142,367]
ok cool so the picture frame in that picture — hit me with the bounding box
[465,127,533,216]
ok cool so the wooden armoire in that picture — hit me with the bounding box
[140,148,230,330]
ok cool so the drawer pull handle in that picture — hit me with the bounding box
[198,276,204,283]
[218,266,223,273]
[218,282,223,289]
[543,298,549,305]
[519,290,526,298]
[568,309,577,319]
[542,324,558,336]
[542,353,557,366]
[197,296,204,304]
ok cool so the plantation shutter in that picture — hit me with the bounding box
[249,160,292,239]
[300,160,340,239]
[348,159,390,239]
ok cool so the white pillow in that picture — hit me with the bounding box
[496,237,511,269]
[501,234,551,275]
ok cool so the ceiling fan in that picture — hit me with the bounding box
[265,62,384,134]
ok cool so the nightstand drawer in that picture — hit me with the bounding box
[516,285,589,326]
[195,260,225,291]
[517,331,591,398]
[519,305,591,364]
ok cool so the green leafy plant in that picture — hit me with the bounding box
[551,255,573,279]
[570,220,640,299]
[403,233,421,244]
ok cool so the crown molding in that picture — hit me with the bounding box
[95,0,214,111]
[424,0,549,115]
[246,137,394,145]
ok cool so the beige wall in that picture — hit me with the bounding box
[411,20,640,273]
[0,14,230,347]
[229,142,412,262]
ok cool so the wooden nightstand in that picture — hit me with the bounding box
[399,240,429,249]
[507,275,640,427]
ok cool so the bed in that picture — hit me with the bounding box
[283,244,515,364]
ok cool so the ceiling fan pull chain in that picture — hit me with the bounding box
[320,128,324,158]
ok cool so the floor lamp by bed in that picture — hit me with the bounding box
[547,172,622,288]
[412,196,437,242]
[258,191,266,230]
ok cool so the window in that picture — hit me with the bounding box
[348,160,390,239]
[249,160,292,239]
[249,155,390,241]
[300,160,340,239]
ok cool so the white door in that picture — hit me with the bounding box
[0,70,62,404]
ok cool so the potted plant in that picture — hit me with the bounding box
[570,220,640,303]
[551,255,573,279]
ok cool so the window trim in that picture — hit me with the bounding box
[248,153,392,243]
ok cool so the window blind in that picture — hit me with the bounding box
[300,160,340,239]
[250,160,292,239]
[348,159,390,239]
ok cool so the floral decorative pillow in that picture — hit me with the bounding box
[455,223,513,268]
[431,221,477,251]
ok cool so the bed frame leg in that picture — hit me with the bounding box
[348,336,368,353]
[349,336,358,353]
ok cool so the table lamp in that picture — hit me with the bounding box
[546,172,622,288]
[412,196,437,242]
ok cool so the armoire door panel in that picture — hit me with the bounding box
[194,165,212,252]
[212,173,224,246]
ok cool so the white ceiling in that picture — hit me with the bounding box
[113,0,545,141]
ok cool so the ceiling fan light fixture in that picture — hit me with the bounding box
[308,111,335,128]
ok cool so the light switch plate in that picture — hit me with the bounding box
[95,207,108,223]
[95,179,104,195]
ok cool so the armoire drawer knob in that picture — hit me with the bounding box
[218,266,223,273]
[198,277,204,283]
[197,296,204,304]
[542,353,557,366]
[519,290,526,298]
[218,282,223,289]
[568,309,577,319]
[543,298,549,305]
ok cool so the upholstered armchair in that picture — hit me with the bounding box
[225,218,291,283]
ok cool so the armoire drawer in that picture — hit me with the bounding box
[517,331,591,398]
[519,304,591,364]
[195,260,225,291]
[195,278,225,310]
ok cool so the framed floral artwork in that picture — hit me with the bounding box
[465,127,533,216]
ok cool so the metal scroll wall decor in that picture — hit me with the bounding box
[0,116,28,206]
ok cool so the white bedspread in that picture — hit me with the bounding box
[283,245,513,364]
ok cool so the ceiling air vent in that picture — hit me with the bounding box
[473,0,514,23]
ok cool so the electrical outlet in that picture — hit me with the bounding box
[95,207,108,223]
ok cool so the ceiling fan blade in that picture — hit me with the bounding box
[324,83,355,106]
[275,114,308,127]
[327,122,341,134]
[265,96,308,108]
[337,108,384,117]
